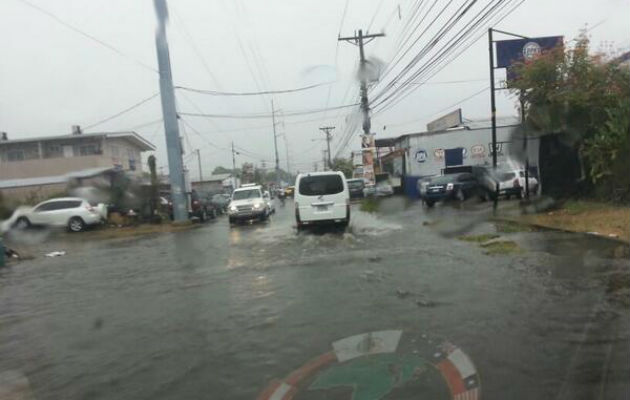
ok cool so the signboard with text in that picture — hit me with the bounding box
[496,36,563,80]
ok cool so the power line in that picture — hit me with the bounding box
[385,85,489,129]
[170,5,223,89]
[178,103,359,120]
[175,81,334,96]
[83,93,160,131]
[16,0,158,73]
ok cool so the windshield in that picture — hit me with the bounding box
[1,1,629,399]
[232,189,261,200]
[299,175,344,196]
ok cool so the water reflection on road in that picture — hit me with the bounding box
[0,197,628,399]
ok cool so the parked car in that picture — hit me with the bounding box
[417,175,438,199]
[363,184,377,197]
[210,193,231,213]
[263,191,275,214]
[190,190,217,221]
[422,172,489,207]
[294,171,350,230]
[375,182,394,197]
[496,168,539,199]
[347,178,365,199]
[12,197,107,232]
[227,185,270,224]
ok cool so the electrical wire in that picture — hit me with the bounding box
[178,103,359,120]
[175,81,334,96]
[15,0,158,73]
[83,93,160,131]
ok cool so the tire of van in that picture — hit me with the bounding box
[425,200,435,207]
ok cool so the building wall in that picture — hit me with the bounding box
[103,138,143,173]
[400,125,540,197]
[0,136,145,180]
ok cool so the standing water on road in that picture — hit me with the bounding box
[1,198,628,399]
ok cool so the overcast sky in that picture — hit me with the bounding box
[1,0,628,178]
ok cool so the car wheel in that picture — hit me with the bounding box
[229,216,236,224]
[68,217,85,232]
[200,209,207,222]
[425,200,435,207]
[506,194,511,200]
[517,190,523,199]
[14,217,30,230]
[211,208,217,219]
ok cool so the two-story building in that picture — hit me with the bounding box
[0,129,155,203]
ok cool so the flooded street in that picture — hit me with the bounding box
[1,197,628,399]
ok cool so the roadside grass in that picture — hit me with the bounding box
[480,240,522,255]
[84,222,199,240]
[458,233,500,243]
[517,200,629,242]
[494,220,537,233]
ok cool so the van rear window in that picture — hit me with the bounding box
[299,175,344,196]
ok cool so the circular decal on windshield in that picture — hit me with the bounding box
[257,330,480,400]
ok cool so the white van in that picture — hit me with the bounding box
[294,171,350,230]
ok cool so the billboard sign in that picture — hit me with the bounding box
[427,108,463,132]
[496,36,563,81]
[360,134,376,185]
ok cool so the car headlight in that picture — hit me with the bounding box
[229,205,237,212]
[253,203,261,209]
[446,183,454,191]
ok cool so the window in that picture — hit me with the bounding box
[232,189,261,200]
[44,144,63,158]
[128,159,136,171]
[7,150,25,162]
[299,175,344,196]
[34,202,55,212]
[78,144,100,156]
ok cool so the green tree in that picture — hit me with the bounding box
[510,34,630,200]
[330,158,354,179]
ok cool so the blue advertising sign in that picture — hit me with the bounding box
[495,36,563,68]
[444,148,463,167]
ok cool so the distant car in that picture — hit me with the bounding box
[263,190,275,214]
[12,197,106,232]
[190,190,217,221]
[210,193,231,213]
[295,171,350,230]
[228,185,270,224]
[375,182,394,197]
[422,172,487,207]
[363,184,377,197]
[284,186,295,198]
[497,168,539,199]
[346,178,365,199]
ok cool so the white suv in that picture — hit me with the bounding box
[227,185,270,224]
[13,197,107,232]
[294,171,350,230]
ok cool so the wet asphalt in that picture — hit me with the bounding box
[0,196,628,399]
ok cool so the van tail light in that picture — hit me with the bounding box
[85,204,95,213]
[513,179,521,188]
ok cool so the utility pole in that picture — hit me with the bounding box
[271,99,280,184]
[488,28,498,169]
[154,0,187,221]
[231,141,238,189]
[319,126,335,169]
[196,149,203,182]
[339,29,385,136]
